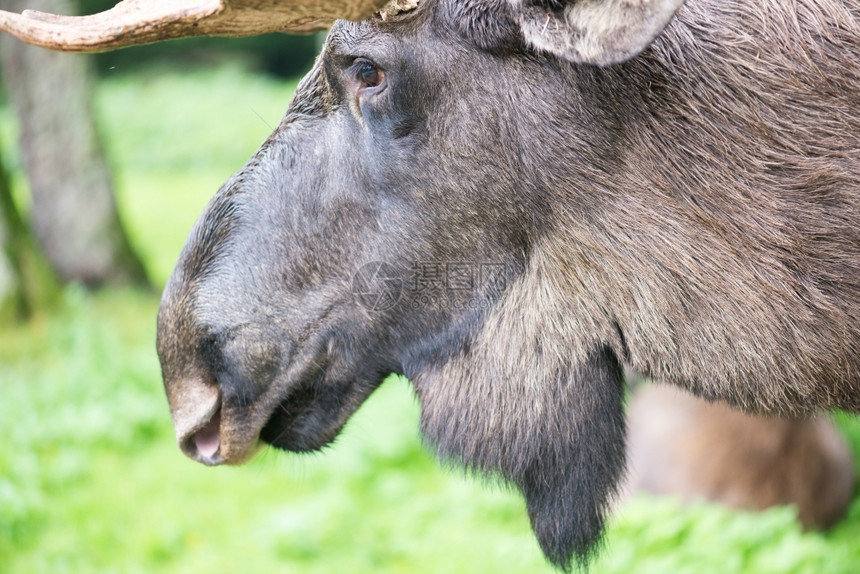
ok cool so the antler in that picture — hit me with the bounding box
[0,0,390,52]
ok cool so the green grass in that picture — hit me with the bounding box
[2,64,860,573]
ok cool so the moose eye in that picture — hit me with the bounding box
[355,60,384,89]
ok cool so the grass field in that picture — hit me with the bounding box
[2,64,860,573]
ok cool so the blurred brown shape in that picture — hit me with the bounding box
[626,384,856,530]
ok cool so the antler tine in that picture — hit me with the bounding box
[0,0,390,53]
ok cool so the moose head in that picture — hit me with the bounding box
[4,0,859,570]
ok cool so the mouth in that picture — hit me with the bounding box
[191,401,221,459]
[171,350,350,465]
[259,368,351,453]
[176,392,259,466]
[170,378,233,466]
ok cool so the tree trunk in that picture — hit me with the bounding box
[0,143,58,321]
[0,143,25,320]
[0,0,149,287]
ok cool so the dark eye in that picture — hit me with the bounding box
[356,60,384,89]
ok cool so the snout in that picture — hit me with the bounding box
[173,379,222,464]
[167,376,261,465]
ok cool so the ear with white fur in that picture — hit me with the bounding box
[512,0,686,65]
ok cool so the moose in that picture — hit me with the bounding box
[625,384,855,531]
[3,0,859,570]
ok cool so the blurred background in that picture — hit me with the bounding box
[1,1,860,572]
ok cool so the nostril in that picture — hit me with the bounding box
[194,410,221,459]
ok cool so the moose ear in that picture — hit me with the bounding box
[512,0,685,65]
